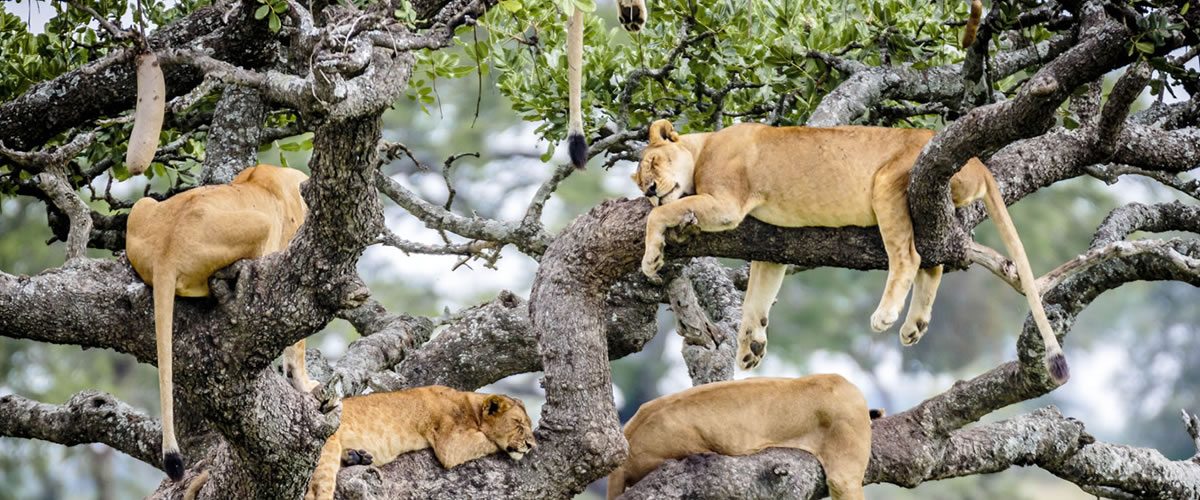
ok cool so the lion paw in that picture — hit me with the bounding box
[736,330,767,370]
[341,449,374,467]
[870,307,899,333]
[314,378,344,413]
[641,250,664,281]
[898,318,929,346]
[617,0,647,32]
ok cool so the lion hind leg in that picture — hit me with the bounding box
[898,265,943,345]
[305,435,342,500]
[284,339,319,393]
[606,465,628,500]
[737,261,786,370]
[816,425,870,500]
[869,167,921,334]
[643,193,748,279]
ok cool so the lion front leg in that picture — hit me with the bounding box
[898,265,943,345]
[642,194,747,280]
[737,261,786,370]
[870,165,921,333]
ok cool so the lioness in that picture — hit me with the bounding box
[126,164,317,480]
[607,375,875,499]
[633,120,1067,385]
[304,386,536,500]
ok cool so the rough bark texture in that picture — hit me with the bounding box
[201,86,268,185]
[2,0,1200,498]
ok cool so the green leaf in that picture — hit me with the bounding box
[498,0,522,12]
[1134,40,1154,54]
[572,0,596,13]
[269,12,281,33]
[255,5,269,19]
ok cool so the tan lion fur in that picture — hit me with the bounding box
[607,375,873,500]
[125,164,315,480]
[632,120,1066,384]
[304,386,535,500]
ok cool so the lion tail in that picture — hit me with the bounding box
[153,269,185,481]
[962,0,982,48]
[567,7,587,169]
[981,172,1068,386]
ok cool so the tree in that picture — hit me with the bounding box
[1,0,1199,498]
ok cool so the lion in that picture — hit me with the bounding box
[564,0,648,168]
[607,375,877,499]
[304,386,536,500]
[632,119,1068,386]
[125,164,316,480]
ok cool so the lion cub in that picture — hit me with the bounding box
[608,375,875,499]
[632,120,1067,385]
[126,164,318,480]
[305,386,535,500]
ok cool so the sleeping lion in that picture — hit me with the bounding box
[304,385,535,500]
[632,119,1067,385]
[608,375,876,499]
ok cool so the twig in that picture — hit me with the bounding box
[968,241,1022,294]
[67,1,134,41]
[1085,163,1200,201]
[1183,409,1200,460]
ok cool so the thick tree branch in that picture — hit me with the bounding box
[0,391,161,469]
[908,10,1153,263]
[312,299,434,406]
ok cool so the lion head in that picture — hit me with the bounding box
[632,120,696,206]
[480,394,536,460]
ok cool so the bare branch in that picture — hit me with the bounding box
[374,169,552,256]
[1183,409,1200,459]
[34,164,94,261]
[1090,202,1200,249]
[0,391,161,470]
[968,241,1021,294]
[313,300,434,408]
[1038,239,1200,294]
[67,1,136,41]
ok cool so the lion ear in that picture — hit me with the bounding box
[648,120,679,145]
[482,395,510,417]
[630,169,640,185]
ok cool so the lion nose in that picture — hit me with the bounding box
[645,183,657,197]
